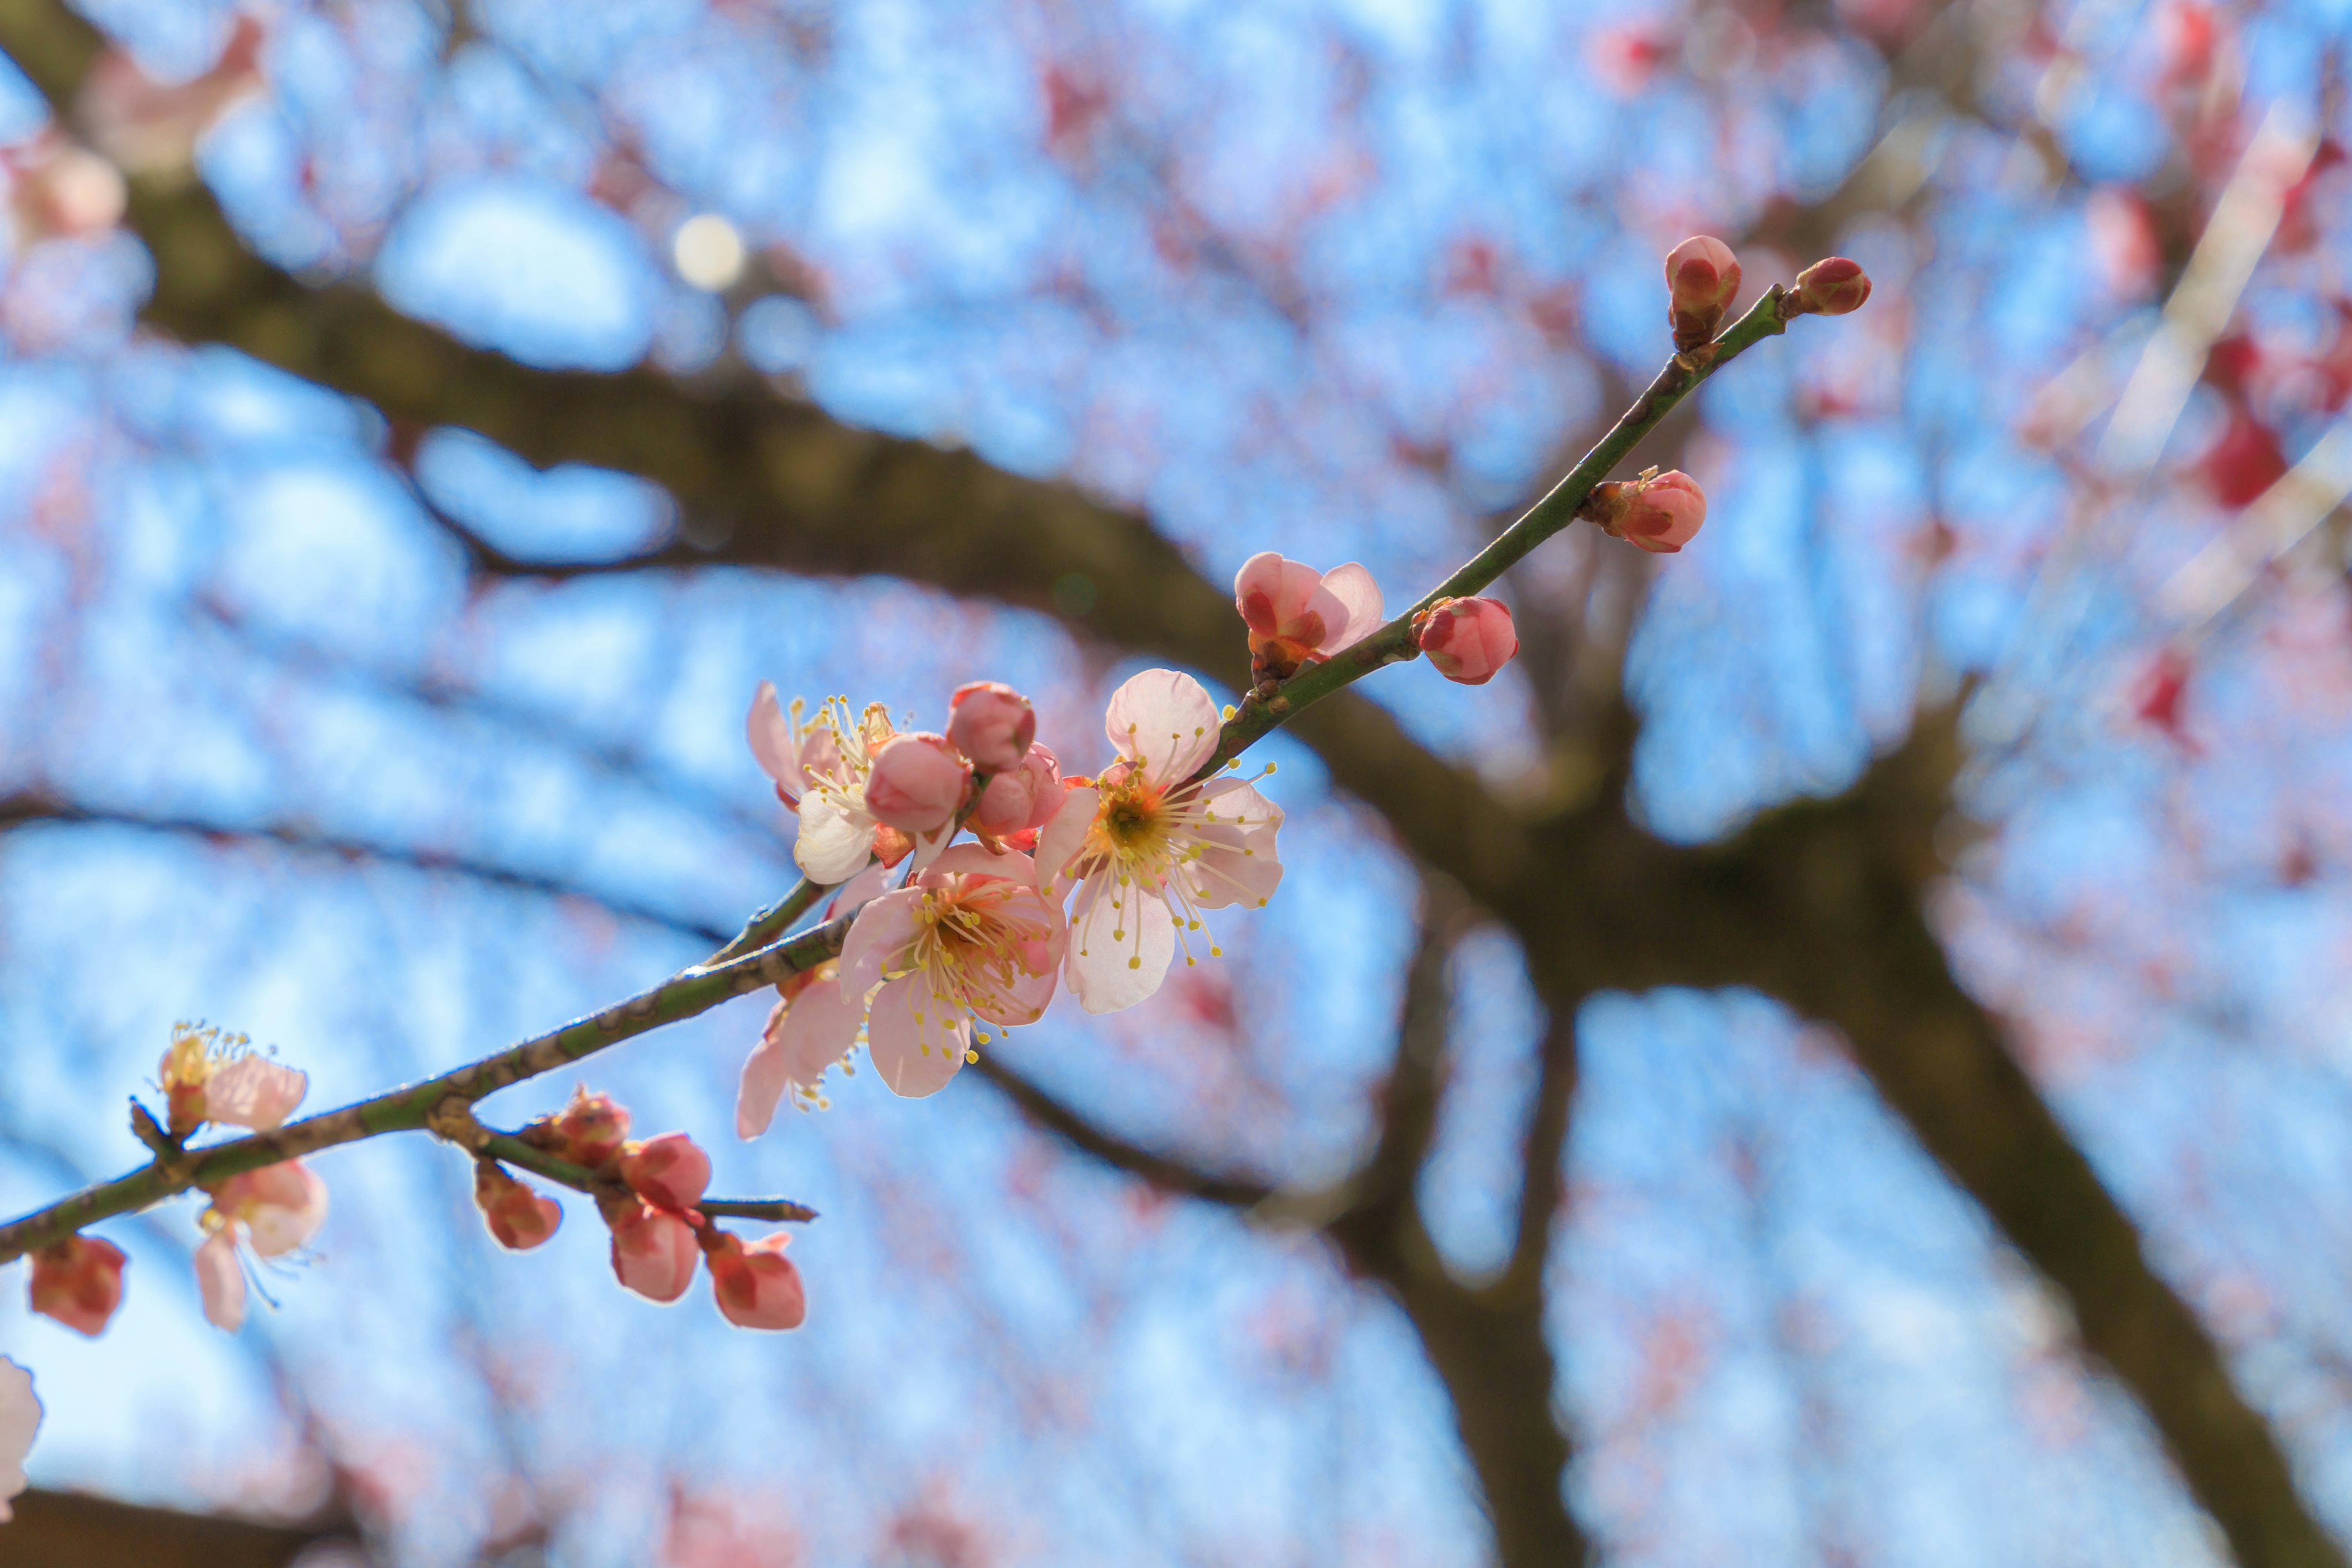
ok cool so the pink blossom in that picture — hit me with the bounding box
[159,1024,307,1136]
[534,1085,632,1169]
[1036,670,1284,1015]
[29,1234,126,1338]
[195,1160,328,1331]
[970,743,1065,846]
[771,696,959,881]
[737,961,865,1138]
[1665,236,1741,349]
[945,682,1038,774]
[2,135,124,244]
[603,1197,701,1303]
[1789,257,1872,317]
[1233,552,1384,679]
[706,1231,808,1330]
[1589,470,1708,554]
[745,682,843,810]
[621,1132,713,1214]
[841,845,1068,1096]
[473,1163,563,1252]
[0,1358,37,1522]
[865,732,971,834]
[1416,598,1520,685]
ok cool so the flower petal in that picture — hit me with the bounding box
[0,1357,36,1517]
[241,1163,328,1257]
[924,843,1037,885]
[203,1055,308,1131]
[736,1014,795,1141]
[747,681,797,790]
[1064,872,1177,1014]
[840,888,924,995]
[823,859,890,918]
[1105,669,1221,786]
[1036,783,1100,895]
[1316,563,1385,650]
[865,970,968,1098]
[776,971,865,1084]
[195,1230,246,1332]
[794,794,874,883]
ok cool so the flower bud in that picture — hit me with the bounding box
[971,744,1064,840]
[29,1235,126,1338]
[1789,257,1871,317]
[864,731,971,834]
[601,1196,700,1303]
[473,1163,562,1252]
[706,1231,807,1331]
[1416,598,1520,686]
[1665,236,1741,349]
[535,1086,631,1169]
[1620,470,1707,554]
[945,682,1038,774]
[620,1131,712,1214]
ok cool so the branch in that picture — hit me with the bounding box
[967,1055,1275,1211]
[428,1102,816,1224]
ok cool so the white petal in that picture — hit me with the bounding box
[196,1231,246,1332]
[1064,872,1177,1014]
[1104,669,1221,786]
[1035,785,1099,897]
[1317,562,1385,650]
[794,794,875,883]
[0,1357,38,1512]
[1184,822,1283,910]
[865,971,968,1098]
[747,681,797,787]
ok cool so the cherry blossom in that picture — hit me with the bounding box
[746,683,843,810]
[840,845,1068,1096]
[160,1023,308,1136]
[945,682,1038,774]
[752,692,959,881]
[1036,670,1284,1014]
[706,1231,807,1330]
[1586,470,1708,554]
[621,1133,714,1214]
[195,1161,329,1332]
[1665,236,1741,349]
[737,961,865,1136]
[2,134,125,244]
[970,743,1065,849]
[1789,257,1872,317]
[1233,553,1385,682]
[1417,597,1521,685]
[528,1086,633,1168]
[0,1358,36,1523]
[473,1163,562,1252]
[600,1195,701,1303]
[29,1233,126,1336]
[865,732,971,834]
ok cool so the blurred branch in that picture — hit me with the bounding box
[1503,1008,1579,1296]
[0,1487,359,1568]
[969,1055,1276,1210]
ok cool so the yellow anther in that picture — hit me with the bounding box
[1128,956,1142,969]
[965,1049,979,1063]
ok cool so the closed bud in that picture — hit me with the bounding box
[1665,236,1741,350]
[533,1086,631,1169]
[1620,470,1707,553]
[1416,598,1520,686]
[1789,257,1871,317]
[600,1194,700,1303]
[29,1234,126,1338]
[971,743,1064,841]
[864,731,971,834]
[620,1131,712,1214]
[945,682,1038,774]
[473,1163,562,1252]
[706,1231,808,1331]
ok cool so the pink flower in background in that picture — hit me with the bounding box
[970,743,1065,848]
[29,1233,127,1336]
[1233,552,1384,680]
[864,732,971,834]
[840,845,1066,1097]
[473,1163,562,1252]
[2,134,124,244]
[195,1160,329,1332]
[0,1358,37,1523]
[1037,670,1283,1014]
[1416,598,1520,685]
[160,1024,307,1136]
[706,1232,807,1330]
[1665,236,1741,348]
[944,682,1038,773]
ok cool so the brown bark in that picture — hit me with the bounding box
[0,1489,356,1568]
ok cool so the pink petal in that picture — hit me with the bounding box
[923,842,1037,885]
[1063,873,1177,1015]
[736,1017,795,1141]
[203,1055,307,1131]
[823,861,891,919]
[195,1230,246,1332]
[746,682,797,788]
[1104,669,1221,787]
[608,1204,700,1303]
[1316,563,1385,650]
[241,1163,328,1257]
[840,888,924,995]
[775,971,865,1084]
[864,971,968,1099]
[710,1232,807,1331]
[0,1357,35,1515]
[1035,783,1100,895]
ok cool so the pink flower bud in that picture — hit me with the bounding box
[1416,598,1520,686]
[1790,257,1871,317]
[1665,236,1741,349]
[706,1231,807,1331]
[1621,470,1707,554]
[473,1163,562,1252]
[971,743,1064,840]
[945,682,1038,774]
[601,1196,700,1303]
[29,1235,126,1338]
[620,1131,712,1214]
[536,1087,631,1169]
[864,731,971,834]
